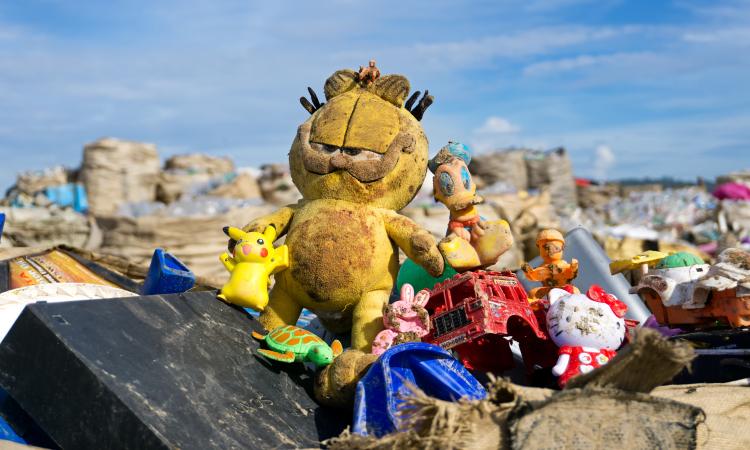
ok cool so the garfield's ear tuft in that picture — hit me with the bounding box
[324,69,358,100]
[373,74,410,107]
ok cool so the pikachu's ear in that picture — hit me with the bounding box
[262,225,278,242]
[224,226,246,242]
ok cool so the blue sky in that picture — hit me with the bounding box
[0,0,748,191]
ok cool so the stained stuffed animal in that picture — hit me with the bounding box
[241,66,448,351]
[218,225,289,311]
[371,283,430,355]
[546,285,627,387]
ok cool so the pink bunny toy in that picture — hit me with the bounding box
[371,284,431,355]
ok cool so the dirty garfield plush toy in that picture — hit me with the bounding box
[218,226,289,311]
[546,285,627,387]
[242,66,445,351]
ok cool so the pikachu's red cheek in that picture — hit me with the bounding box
[260,248,268,258]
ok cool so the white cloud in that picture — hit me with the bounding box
[682,27,750,44]
[523,52,656,77]
[476,116,520,134]
[593,145,616,181]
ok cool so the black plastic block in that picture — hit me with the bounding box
[0,292,348,449]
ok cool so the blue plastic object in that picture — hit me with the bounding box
[43,183,88,213]
[0,416,24,444]
[142,249,196,295]
[0,390,25,444]
[353,342,487,437]
[0,212,5,243]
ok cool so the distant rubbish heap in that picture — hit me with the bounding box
[1,138,748,286]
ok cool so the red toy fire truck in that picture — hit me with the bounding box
[422,270,558,373]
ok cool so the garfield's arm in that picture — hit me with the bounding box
[242,204,299,239]
[220,252,236,272]
[383,211,444,277]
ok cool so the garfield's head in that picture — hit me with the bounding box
[290,68,433,210]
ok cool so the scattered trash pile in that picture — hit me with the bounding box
[0,138,298,286]
[0,63,750,450]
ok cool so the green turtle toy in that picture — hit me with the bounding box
[251,325,343,368]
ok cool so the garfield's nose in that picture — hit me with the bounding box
[330,153,350,170]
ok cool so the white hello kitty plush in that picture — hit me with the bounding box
[546,285,627,387]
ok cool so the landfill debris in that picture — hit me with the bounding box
[0,206,95,249]
[328,330,707,450]
[257,163,302,205]
[353,342,486,437]
[142,248,196,295]
[82,138,161,216]
[0,60,749,450]
[97,203,275,284]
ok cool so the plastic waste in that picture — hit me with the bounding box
[352,342,487,437]
[43,183,88,213]
[118,196,263,218]
[142,249,196,295]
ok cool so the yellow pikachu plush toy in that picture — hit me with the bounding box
[218,225,290,311]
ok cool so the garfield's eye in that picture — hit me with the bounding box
[310,142,338,153]
[461,167,471,189]
[439,172,454,196]
[257,238,264,245]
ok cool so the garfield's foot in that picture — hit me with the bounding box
[314,349,378,408]
[439,235,481,271]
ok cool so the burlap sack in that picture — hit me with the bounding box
[258,163,302,205]
[0,207,94,249]
[469,150,528,192]
[208,173,261,200]
[524,150,549,189]
[164,154,234,174]
[96,204,275,283]
[653,382,750,450]
[156,171,215,204]
[546,148,578,214]
[326,329,707,450]
[16,166,69,195]
[82,138,160,216]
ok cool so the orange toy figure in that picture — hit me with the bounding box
[357,59,380,85]
[522,229,579,300]
[431,141,513,271]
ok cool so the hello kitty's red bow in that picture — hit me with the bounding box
[586,285,627,318]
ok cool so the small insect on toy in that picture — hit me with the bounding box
[218,225,289,311]
[252,325,343,368]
